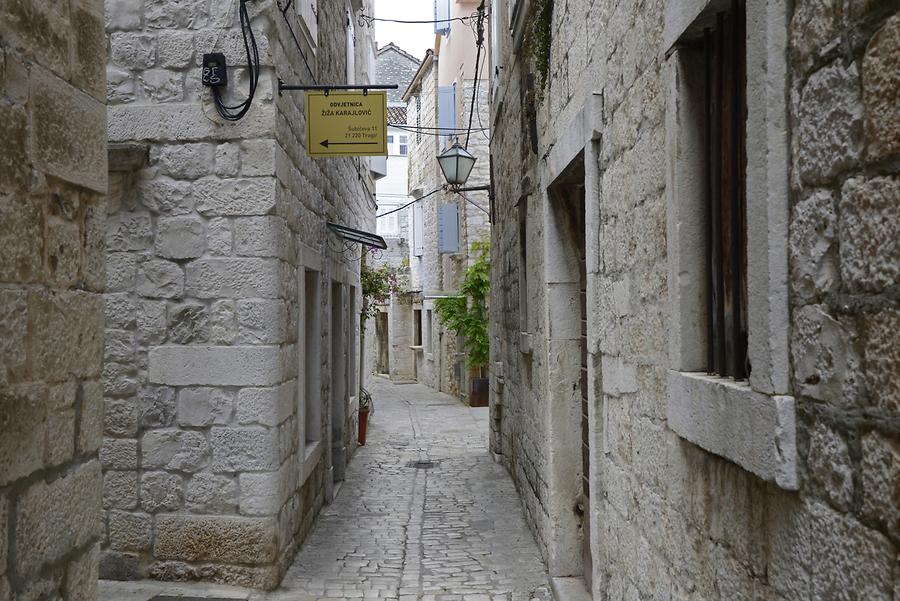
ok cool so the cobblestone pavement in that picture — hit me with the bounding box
[263,378,550,601]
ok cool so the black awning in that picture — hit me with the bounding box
[327,222,387,250]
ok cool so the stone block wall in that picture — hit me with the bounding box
[101,0,376,589]
[490,0,899,598]
[0,0,108,599]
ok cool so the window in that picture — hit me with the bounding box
[665,0,796,489]
[518,196,529,332]
[413,309,423,346]
[376,202,400,236]
[425,309,434,353]
[298,0,318,52]
[438,85,457,146]
[303,269,322,448]
[399,135,408,156]
[387,135,394,145]
[345,7,355,84]
[348,285,358,400]
[703,7,747,379]
[416,96,422,143]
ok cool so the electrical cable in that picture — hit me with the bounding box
[455,191,490,215]
[464,1,486,149]
[389,123,489,132]
[473,36,491,143]
[376,187,442,219]
[213,0,260,121]
[360,14,474,25]
[389,124,487,138]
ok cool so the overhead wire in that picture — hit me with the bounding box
[376,187,443,219]
[360,14,475,25]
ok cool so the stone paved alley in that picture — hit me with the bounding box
[100,379,551,601]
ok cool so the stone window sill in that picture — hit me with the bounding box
[666,371,797,490]
[410,345,423,352]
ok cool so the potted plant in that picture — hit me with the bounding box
[435,240,491,406]
[358,387,373,445]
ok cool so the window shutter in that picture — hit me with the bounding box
[413,203,424,256]
[438,202,459,253]
[434,0,450,35]
[438,85,456,144]
[299,0,318,49]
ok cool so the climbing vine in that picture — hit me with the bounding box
[435,240,491,372]
[360,260,399,322]
[526,0,554,91]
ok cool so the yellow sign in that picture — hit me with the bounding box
[306,91,388,157]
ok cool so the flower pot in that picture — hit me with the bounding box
[469,377,489,407]
[358,408,370,446]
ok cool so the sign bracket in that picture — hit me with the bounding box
[278,80,398,96]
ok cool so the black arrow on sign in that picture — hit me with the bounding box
[320,139,380,148]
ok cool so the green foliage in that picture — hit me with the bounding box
[360,262,396,322]
[435,240,491,372]
[526,0,554,90]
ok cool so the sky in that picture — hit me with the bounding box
[373,0,436,61]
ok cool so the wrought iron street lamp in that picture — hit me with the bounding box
[437,143,477,187]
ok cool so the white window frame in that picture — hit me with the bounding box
[413,202,425,256]
[298,0,318,53]
[376,201,400,237]
[664,0,796,490]
[298,245,324,484]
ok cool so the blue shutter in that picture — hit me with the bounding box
[434,0,450,34]
[438,202,459,253]
[438,85,456,144]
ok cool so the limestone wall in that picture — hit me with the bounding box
[490,0,899,598]
[101,0,376,588]
[0,0,108,599]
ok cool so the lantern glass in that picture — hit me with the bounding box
[437,143,477,186]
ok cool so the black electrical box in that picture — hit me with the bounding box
[201,53,227,87]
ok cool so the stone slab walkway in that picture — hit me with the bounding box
[100,378,550,601]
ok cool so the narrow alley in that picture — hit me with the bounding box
[99,379,551,601]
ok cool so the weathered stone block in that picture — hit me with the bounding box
[142,429,210,472]
[30,66,107,193]
[154,515,277,564]
[104,329,135,364]
[860,431,899,540]
[234,216,290,259]
[151,143,214,180]
[236,384,294,427]
[108,104,274,144]
[184,258,282,298]
[790,0,838,74]
[210,426,280,472]
[108,510,151,551]
[0,392,47,486]
[65,543,99,601]
[241,139,276,176]
[863,308,900,413]
[105,294,137,330]
[140,68,184,103]
[103,361,138,397]
[0,493,5,573]
[177,387,234,427]
[106,252,138,292]
[107,65,136,104]
[0,102,30,192]
[27,289,104,381]
[790,189,837,303]
[109,32,157,69]
[45,408,75,467]
[100,438,138,469]
[0,289,28,384]
[806,422,854,510]
[791,305,863,406]
[194,177,277,216]
[145,0,209,28]
[215,143,241,177]
[82,199,108,294]
[16,461,102,576]
[103,470,139,510]
[99,549,143,580]
[185,473,238,513]
[238,467,289,516]
[141,471,183,513]
[104,398,139,437]
[862,15,900,160]
[138,385,177,428]
[208,217,234,256]
[79,380,105,453]
[157,216,207,260]
[797,61,864,185]
[158,31,195,68]
[105,0,142,30]
[237,299,289,344]
[72,6,106,101]
[210,299,237,343]
[106,211,153,252]
[137,299,168,344]
[167,302,209,344]
[839,177,899,294]
[149,345,284,386]
[1,0,70,79]
[136,259,184,299]
[0,195,43,284]
[135,176,195,214]
[43,215,82,288]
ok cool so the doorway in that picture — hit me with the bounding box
[331,282,347,483]
[545,153,591,589]
[376,311,389,374]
